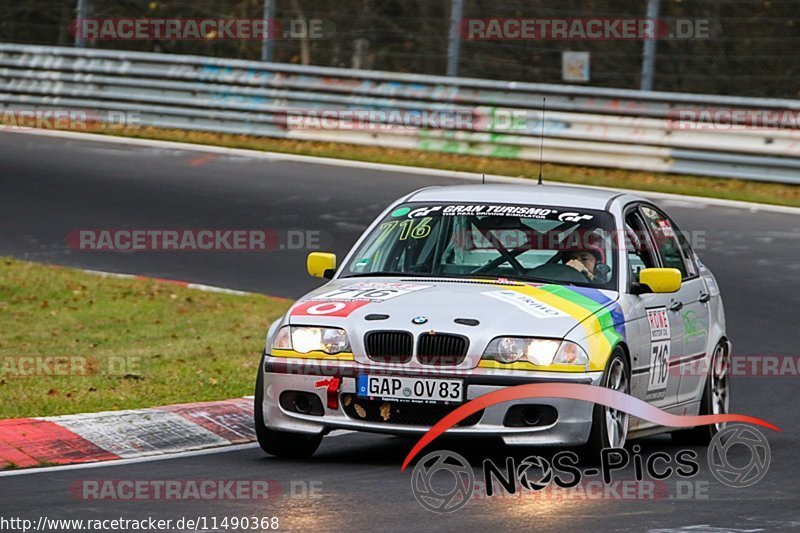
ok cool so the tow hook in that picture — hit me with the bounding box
[314,376,342,409]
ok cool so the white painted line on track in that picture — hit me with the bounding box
[80,269,254,296]
[8,128,800,216]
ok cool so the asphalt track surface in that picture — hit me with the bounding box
[1,131,799,532]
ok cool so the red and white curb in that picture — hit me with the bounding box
[0,398,256,470]
[0,268,291,471]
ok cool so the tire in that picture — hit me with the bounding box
[254,355,322,458]
[672,341,730,445]
[584,347,630,458]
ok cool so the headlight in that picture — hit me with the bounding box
[271,326,350,355]
[482,337,588,368]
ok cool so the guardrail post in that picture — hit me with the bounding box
[261,0,276,62]
[75,0,90,48]
[640,0,660,91]
[446,0,464,76]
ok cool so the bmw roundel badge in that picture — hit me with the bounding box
[412,316,428,325]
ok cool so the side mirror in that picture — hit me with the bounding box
[307,252,337,279]
[636,268,682,294]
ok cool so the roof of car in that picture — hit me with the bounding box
[404,183,639,210]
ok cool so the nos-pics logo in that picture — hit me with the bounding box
[411,451,474,513]
[410,424,771,513]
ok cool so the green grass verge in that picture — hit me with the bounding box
[0,257,292,419]
[97,126,800,208]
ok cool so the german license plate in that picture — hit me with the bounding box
[357,375,463,404]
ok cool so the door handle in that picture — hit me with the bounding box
[669,300,684,312]
[699,292,711,303]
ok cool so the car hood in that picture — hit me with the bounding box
[288,277,619,341]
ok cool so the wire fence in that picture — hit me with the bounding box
[1,0,799,98]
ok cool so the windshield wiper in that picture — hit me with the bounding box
[340,271,428,278]
[468,273,548,285]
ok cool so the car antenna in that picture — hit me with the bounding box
[537,97,546,185]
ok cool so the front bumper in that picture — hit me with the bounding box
[260,356,604,446]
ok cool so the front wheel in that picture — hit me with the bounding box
[584,347,630,457]
[672,341,730,445]
[254,355,322,458]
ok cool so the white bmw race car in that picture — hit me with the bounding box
[255,184,730,458]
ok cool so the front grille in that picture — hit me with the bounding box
[341,395,483,427]
[417,333,468,366]
[364,331,413,364]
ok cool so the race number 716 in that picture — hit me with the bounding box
[649,341,669,390]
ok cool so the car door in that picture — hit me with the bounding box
[623,208,680,410]
[638,204,711,407]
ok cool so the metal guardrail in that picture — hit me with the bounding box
[1,43,799,183]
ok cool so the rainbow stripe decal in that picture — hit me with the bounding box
[499,284,625,371]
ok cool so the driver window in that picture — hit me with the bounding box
[639,205,690,278]
[625,211,658,280]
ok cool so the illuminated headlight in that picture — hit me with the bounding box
[271,326,350,355]
[482,338,588,368]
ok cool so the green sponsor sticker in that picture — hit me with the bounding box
[391,207,411,217]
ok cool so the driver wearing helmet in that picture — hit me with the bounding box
[561,240,606,281]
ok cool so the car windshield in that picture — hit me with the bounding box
[342,202,617,289]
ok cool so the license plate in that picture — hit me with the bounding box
[357,375,463,404]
